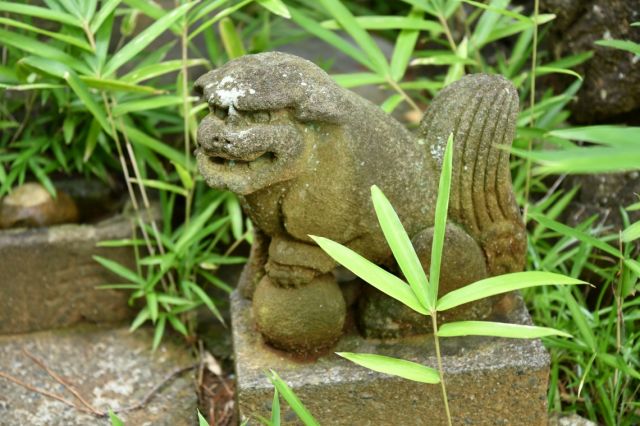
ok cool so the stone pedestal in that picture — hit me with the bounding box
[232,290,550,425]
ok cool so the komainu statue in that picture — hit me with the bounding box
[195,52,526,354]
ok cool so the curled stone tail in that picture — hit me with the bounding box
[419,74,526,275]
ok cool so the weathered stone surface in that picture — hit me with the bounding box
[0,326,196,425]
[232,290,550,425]
[195,52,526,352]
[540,0,640,122]
[0,209,142,334]
[548,413,598,426]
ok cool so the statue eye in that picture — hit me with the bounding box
[253,111,270,123]
[213,105,229,120]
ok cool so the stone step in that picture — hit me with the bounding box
[0,325,196,425]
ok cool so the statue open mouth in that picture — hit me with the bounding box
[205,151,277,170]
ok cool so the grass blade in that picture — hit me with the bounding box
[64,71,112,136]
[595,39,640,56]
[257,0,290,19]
[548,125,640,146]
[336,352,440,384]
[268,371,319,426]
[311,235,428,315]
[437,321,572,338]
[322,16,441,31]
[93,255,144,285]
[428,133,453,305]
[371,185,431,310]
[437,271,585,311]
[0,17,92,51]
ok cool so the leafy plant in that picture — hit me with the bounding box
[312,134,584,425]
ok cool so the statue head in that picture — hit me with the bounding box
[194,52,353,194]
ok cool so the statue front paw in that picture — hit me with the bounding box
[264,259,319,287]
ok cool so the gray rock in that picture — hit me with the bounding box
[0,326,196,426]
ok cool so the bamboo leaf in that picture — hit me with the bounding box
[437,321,572,339]
[311,235,428,315]
[390,8,424,81]
[380,94,403,113]
[122,124,187,167]
[437,271,586,311]
[322,16,441,32]
[0,17,92,51]
[186,280,225,324]
[336,352,440,384]
[268,371,320,426]
[622,220,640,242]
[104,2,193,76]
[152,315,166,351]
[529,213,623,258]
[331,73,386,88]
[536,66,582,80]
[129,178,188,197]
[548,125,640,146]
[189,0,253,41]
[122,59,208,83]
[90,0,122,33]
[371,185,431,310]
[219,17,246,59]
[595,39,640,56]
[317,0,389,75]
[113,96,195,116]
[64,71,112,136]
[0,1,82,27]
[257,0,290,19]
[129,307,150,332]
[429,133,453,305]
[288,6,376,72]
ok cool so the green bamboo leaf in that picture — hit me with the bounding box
[0,1,82,27]
[0,17,92,51]
[90,0,122,33]
[410,54,476,66]
[80,76,163,94]
[103,2,193,76]
[147,292,159,322]
[443,37,467,86]
[94,255,144,285]
[437,271,585,311]
[322,16,441,32]
[173,161,194,191]
[123,0,165,20]
[622,220,640,242]
[529,213,623,258]
[380,94,403,113]
[336,352,440,384]
[484,14,555,45]
[513,146,640,174]
[64,71,112,136]
[548,125,640,146]
[189,0,253,41]
[197,410,209,426]
[83,118,101,161]
[595,39,640,56]
[429,133,453,305]
[624,258,640,275]
[257,0,290,19]
[331,73,386,88]
[371,185,431,310]
[129,178,188,196]
[185,281,225,324]
[311,235,428,315]
[462,0,540,23]
[0,83,65,91]
[190,0,229,23]
[122,125,187,167]
[109,410,125,426]
[219,17,246,59]
[288,6,376,72]
[0,29,90,74]
[113,96,195,116]
[317,0,389,75]
[175,195,226,252]
[535,66,582,80]
[268,371,319,426]
[122,59,208,83]
[226,194,244,240]
[167,314,189,336]
[390,8,424,81]
[437,321,572,339]
[63,116,76,144]
[152,315,166,351]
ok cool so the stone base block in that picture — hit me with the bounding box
[0,325,196,425]
[232,290,550,425]
[0,210,141,334]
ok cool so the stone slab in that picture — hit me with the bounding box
[0,325,196,425]
[232,290,550,425]
[0,210,139,334]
